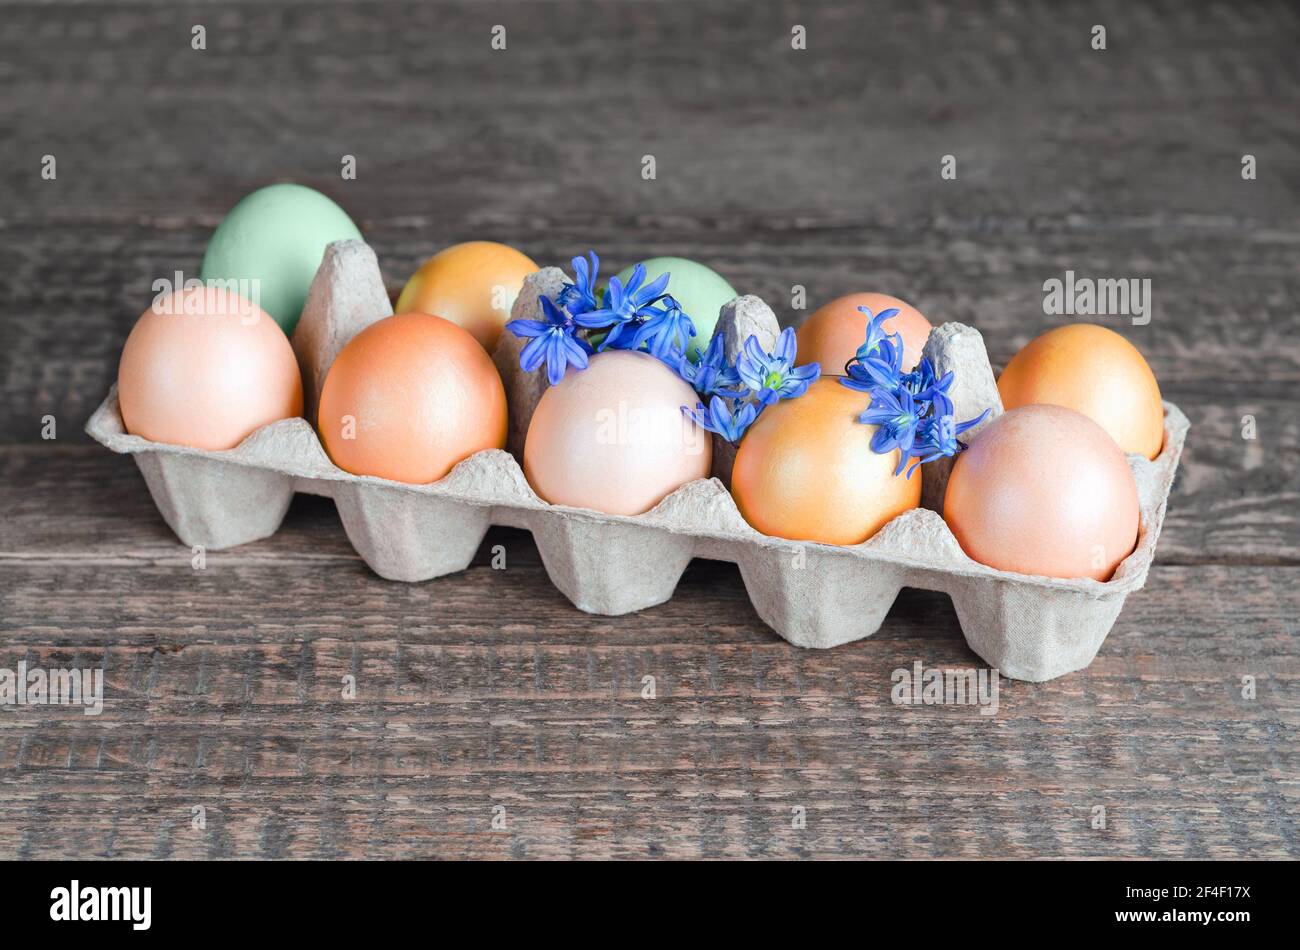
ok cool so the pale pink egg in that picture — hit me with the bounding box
[118,285,302,450]
[943,404,1140,581]
[523,350,712,515]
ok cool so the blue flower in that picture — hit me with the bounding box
[506,294,594,386]
[555,251,601,317]
[735,328,821,406]
[678,333,744,397]
[900,359,939,397]
[858,386,923,475]
[841,312,906,395]
[841,305,907,393]
[598,321,641,351]
[853,305,901,363]
[901,359,957,408]
[902,392,991,474]
[632,295,697,358]
[651,343,686,372]
[683,395,758,444]
[840,340,904,394]
[841,305,991,478]
[574,263,670,350]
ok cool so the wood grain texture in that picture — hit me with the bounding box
[2,448,1297,859]
[1,0,1297,859]
[0,549,1296,860]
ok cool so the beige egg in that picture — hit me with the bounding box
[943,404,1140,581]
[524,350,711,516]
[118,286,302,451]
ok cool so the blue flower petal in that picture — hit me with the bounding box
[519,336,549,373]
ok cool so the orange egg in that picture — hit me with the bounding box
[997,323,1164,459]
[318,312,507,483]
[118,286,302,451]
[395,241,538,351]
[943,404,1140,581]
[731,377,921,545]
[796,293,933,374]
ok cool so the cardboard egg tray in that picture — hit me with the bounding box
[87,240,1188,681]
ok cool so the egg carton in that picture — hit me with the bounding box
[86,240,1188,681]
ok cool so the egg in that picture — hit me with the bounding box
[795,292,933,374]
[524,350,711,515]
[318,312,507,483]
[943,404,1140,581]
[613,256,738,358]
[997,323,1164,459]
[118,286,302,451]
[200,183,363,335]
[395,241,539,351]
[731,377,921,545]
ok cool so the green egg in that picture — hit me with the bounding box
[614,256,738,358]
[199,183,362,335]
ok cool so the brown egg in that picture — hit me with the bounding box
[118,286,302,451]
[796,292,933,374]
[731,377,921,545]
[943,404,1140,581]
[318,312,507,483]
[524,350,711,516]
[395,241,538,351]
[997,323,1164,459]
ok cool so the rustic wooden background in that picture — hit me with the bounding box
[1,0,1297,859]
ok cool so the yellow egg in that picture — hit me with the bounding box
[395,241,538,351]
[997,323,1164,459]
[731,378,921,545]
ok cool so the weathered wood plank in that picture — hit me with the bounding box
[0,561,1295,859]
[0,784,1288,860]
[2,0,1297,224]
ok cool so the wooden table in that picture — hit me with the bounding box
[1,0,1296,859]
